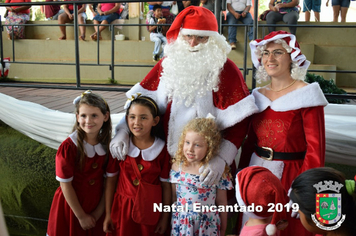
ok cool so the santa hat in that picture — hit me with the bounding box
[166,6,219,43]
[236,166,289,236]
[249,31,310,70]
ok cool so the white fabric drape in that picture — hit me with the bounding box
[0,92,123,150]
[0,92,355,166]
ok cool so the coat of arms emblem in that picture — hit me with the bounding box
[311,180,346,230]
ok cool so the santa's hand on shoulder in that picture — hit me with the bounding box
[110,129,129,161]
[199,156,225,186]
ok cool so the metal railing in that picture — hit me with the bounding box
[0,0,355,100]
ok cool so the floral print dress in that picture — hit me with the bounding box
[169,164,233,236]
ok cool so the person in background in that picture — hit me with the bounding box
[58,0,87,40]
[4,0,31,39]
[226,0,254,49]
[148,5,168,62]
[88,2,98,19]
[47,90,114,236]
[240,30,328,235]
[200,0,215,13]
[41,0,63,21]
[290,167,356,236]
[266,0,299,35]
[303,0,321,22]
[326,0,350,22]
[90,2,121,41]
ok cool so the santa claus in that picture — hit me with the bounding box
[110,6,258,185]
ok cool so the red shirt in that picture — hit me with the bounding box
[6,0,31,14]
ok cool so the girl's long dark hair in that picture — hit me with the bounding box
[290,167,356,235]
[125,96,165,140]
[73,92,112,170]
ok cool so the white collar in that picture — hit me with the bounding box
[128,137,165,161]
[252,82,328,112]
[69,131,106,158]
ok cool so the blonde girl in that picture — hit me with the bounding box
[170,116,233,236]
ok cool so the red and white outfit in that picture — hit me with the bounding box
[239,31,329,236]
[108,138,171,236]
[127,59,257,162]
[47,131,118,236]
[240,83,328,190]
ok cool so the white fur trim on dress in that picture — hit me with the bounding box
[215,94,258,130]
[180,28,219,37]
[253,82,328,112]
[126,82,168,115]
[219,139,238,166]
[249,153,284,180]
[235,175,266,220]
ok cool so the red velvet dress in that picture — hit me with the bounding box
[108,138,171,236]
[47,131,118,236]
[240,83,328,236]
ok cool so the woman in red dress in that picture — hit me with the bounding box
[239,31,328,236]
[47,91,116,236]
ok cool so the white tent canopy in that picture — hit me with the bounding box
[0,92,355,166]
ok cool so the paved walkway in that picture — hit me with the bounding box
[0,85,130,114]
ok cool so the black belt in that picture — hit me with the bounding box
[255,145,305,161]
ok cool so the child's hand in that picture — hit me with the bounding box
[78,214,96,230]
[103,214,115,233]
[154,216,169,234]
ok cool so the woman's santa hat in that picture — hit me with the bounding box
[236,166,289,235]
[249,31,310,70]
[166,6,219,43]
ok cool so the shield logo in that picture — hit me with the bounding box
[315,193,342,224]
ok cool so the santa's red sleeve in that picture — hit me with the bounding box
[212,59,258,165]
[126,60,168,115]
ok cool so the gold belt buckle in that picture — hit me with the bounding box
[261,146,273,161]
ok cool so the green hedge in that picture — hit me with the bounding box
[0,121,58,236]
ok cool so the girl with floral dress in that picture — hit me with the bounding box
[104,94,171,236]
[47,90,115,236]
[170,115,233,236]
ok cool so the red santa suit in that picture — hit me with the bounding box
[47,131,118,236]
[240,83,328,236]
[127,58,257,164]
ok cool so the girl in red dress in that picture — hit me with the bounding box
[239,31,328,236]
[47,90,116,236]
[104,94,171,236]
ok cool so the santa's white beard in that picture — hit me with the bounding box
[160,35,228,107]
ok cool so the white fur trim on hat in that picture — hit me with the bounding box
[180,28,219,37]
[235,175,266,220]
[249,31,310,70]
[266,224,277,235]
